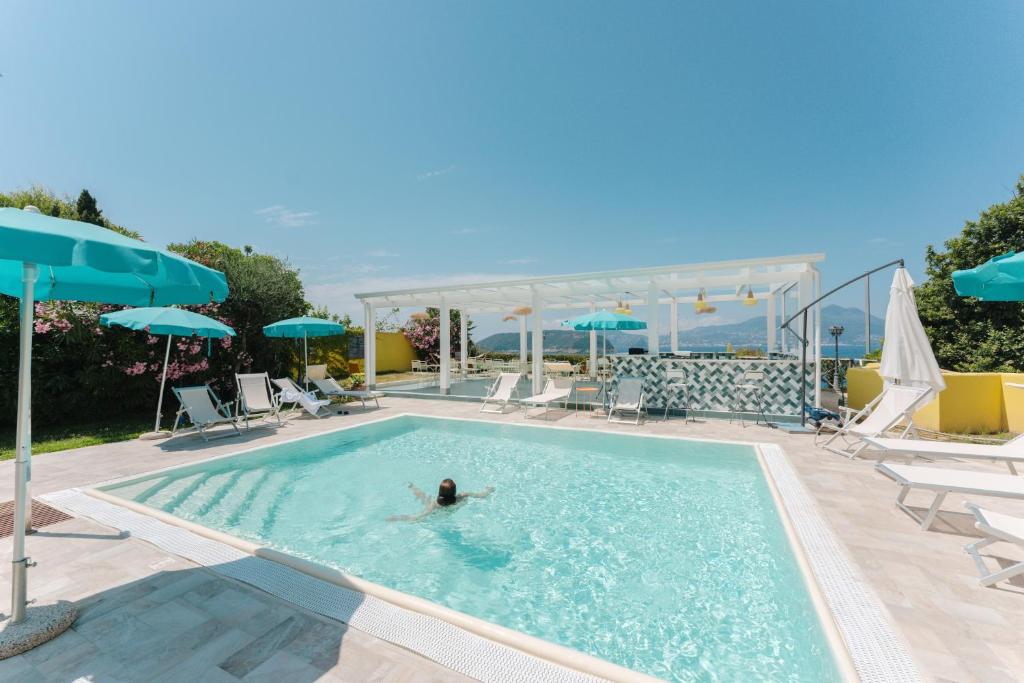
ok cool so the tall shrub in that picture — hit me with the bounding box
[916,175,1024,372]
[0,188,315,427]
[166,240,308,386]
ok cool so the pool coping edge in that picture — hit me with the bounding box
[75,411,918,682]
[757,443,922,683]
[45,486,655,683]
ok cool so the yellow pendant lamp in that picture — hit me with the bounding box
[613,299,633,315]
[742,285,758,306]
[694,289,709,312]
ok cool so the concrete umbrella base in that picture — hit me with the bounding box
[0,600,76,659]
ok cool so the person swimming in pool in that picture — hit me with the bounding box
[387,479,494,522]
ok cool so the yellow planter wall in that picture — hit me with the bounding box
[847,366,1020,435]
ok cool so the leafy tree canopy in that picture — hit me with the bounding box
[916,175,1024,372]
[0,186,347,426]
[167,239,308,377]
[0,185,141,239]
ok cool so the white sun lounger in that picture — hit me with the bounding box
[306,364,384,409]
[963,503,1024,587]
[864,435,1024,475]
[312,377,383,409]
[608,377,646,425]
[171,385,241,441]
[480,372,521,413]
[818,385,933,459]
[272,377,333,418]
[235,372,283,428]
[521,378,573,419]
[876,463,1024,530]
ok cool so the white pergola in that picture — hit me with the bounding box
[355,253,824,402]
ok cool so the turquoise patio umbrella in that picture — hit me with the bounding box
[100,307,235,439]
[562,309,648,365]
[263,316,345,389]
[953,251,1024,301]
[0,206,228,626]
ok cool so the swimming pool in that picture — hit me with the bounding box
[101,416,840,681]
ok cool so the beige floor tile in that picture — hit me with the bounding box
[4,396,1024,681]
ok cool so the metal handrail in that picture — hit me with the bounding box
[781,258,904,425]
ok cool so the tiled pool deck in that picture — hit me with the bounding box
[1,397,1022,682]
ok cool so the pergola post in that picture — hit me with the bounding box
[363,302,376,389]
[589,302,598,379]
[766,293,776,356]
[780,290,788,355]
[669,297,679,355]
[813,269,822,408]
[519,315,528,371]
[458,308,468,379]
[531,288,544,394]
[439,300,451,394]
[646,281,660,356]
[798,273,813,404]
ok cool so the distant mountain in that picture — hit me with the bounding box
[671,304,884,348]
[475,330,618,354]
[475,305,883,353]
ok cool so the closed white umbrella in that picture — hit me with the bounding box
[879,268,946,394]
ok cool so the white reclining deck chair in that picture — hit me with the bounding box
[235,372,283,428]
[963,503,1024,587]
[876,463,1024,530]
[480,372,521,413]
[521,378,573,420]
[818,385,933,459]
[608,377,646,425]
[272,377,332,418]
[171,385,241,441]
[864,435,1024,475]
[306,364,384,409]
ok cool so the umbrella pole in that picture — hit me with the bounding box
[12,262,38,624]
[154,335,172,433]
[303,332,308,391]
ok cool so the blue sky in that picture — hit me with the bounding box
[2,1,1022,337]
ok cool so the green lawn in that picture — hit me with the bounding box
[0,414,153,461]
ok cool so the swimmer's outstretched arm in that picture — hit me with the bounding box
[386,507,433,523]
[456,485,495,500]
[408,482,432,505]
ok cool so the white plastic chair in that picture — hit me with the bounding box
[480,373,521,413]
[272,377,333,418]
[306,364,384,410]
[819,384,933,458]
[235,372,282,428]
[608,377,646,425]
[171,385,241,441]
[521,377,573,420]
[964,503,1024,587]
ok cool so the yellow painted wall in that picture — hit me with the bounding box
[294,331,415,377]
[375,331,417,373]
[847,366,884,411]
[848,367,1019,435]
[1001,373,1024,433]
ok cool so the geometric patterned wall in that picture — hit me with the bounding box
[610,356,812,417]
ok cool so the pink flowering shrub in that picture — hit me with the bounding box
[402,308,467,363]
[0,234,339,427]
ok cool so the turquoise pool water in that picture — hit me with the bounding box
[103,416,839,681]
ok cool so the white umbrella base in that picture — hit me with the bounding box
[138,430,171,441]
[0,600,76,659]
